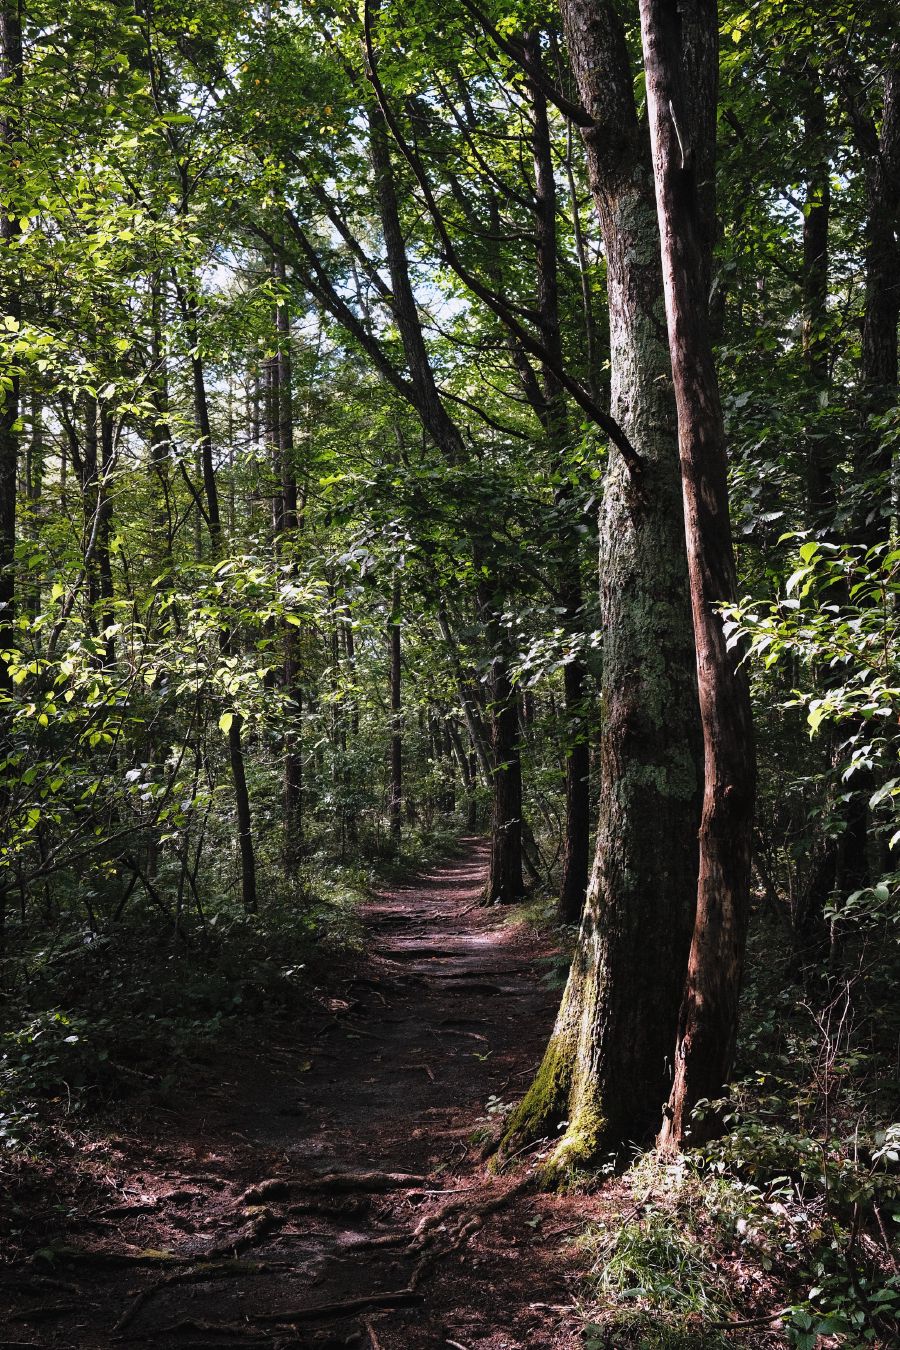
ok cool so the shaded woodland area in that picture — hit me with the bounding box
[0,0,898,1346]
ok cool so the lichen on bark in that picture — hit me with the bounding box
[499,152,702,1179]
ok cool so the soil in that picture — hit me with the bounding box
[0,838,620,1349]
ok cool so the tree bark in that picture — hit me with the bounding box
[859,52,900,414]
[24,389,42,621]
[228,713,257,914]
[437,607,493,784]
[388,573,402,849]
[484,643,525,904]
[273,258,303,861]
[500,0,701,1170]
[800,83,833,521]
[98,404,116,659]
[192,338,220,554]
[149,274,175,570]
[527,30,591,923]
[191,318,257,914]
[637,0,756,1150]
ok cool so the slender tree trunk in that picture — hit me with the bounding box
[98,405,116,661]
[228,714,256,913]
[637,0,756,1149]
[388,573,402,849]
[501,0,701,1171]
[192,335,221,554]
[822,53,900,941]
[81,393,101,624]
[801,84,833,521]
[484,639,525,903]
[267,261,284,539]
[525,30,592,921]
[24,389,42,621]
[192,317,257,913]
[859,54,900,420]
[149,274,175,571]
[0,0,21,954]
[437,606,492,784]
[564,119,600,398]
[275,258,303,861]
[448,717,478,829]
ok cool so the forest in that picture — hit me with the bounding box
[0,0,897,1345]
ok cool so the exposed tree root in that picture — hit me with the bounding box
[113,1258,287,1333]
[409,1174,532,1256]
[8,1301,91,1321]
[152,1322,271,1344]
[429,1027,488,1043]
[43,1244,192,1267]
[240,1172,426,1205]
[209,1206,279,1256]
[259,1289,424,1321]
[0,1275,80,1295]
[364,1316,385,1349]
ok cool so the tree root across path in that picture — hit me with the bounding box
[2,839,585,1347]
[114,1258,291,1332]
[114,1163,535,1337]
[258,1289,425,1322]
[239,1172,427,1205]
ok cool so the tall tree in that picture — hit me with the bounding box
[501,0,702,1170]
[637,0,755,1149]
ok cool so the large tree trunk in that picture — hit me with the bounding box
[638,0,756,1150]
[501,0,701,1171]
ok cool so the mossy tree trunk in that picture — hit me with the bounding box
[500,0,701,1174]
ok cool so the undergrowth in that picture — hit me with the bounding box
[575,910,900,1349]
[0,855,371,1151]
[0,824,480,1152]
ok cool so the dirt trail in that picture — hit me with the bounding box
[0,839,600,1348]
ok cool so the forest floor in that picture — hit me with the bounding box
[0,837,639,1349]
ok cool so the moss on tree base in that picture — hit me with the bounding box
[497,1029,622,1190]
[496,1032,572,1159]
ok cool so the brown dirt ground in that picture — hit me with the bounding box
[0,838,631,1349]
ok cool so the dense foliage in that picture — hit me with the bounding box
[0,0,897,1344]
